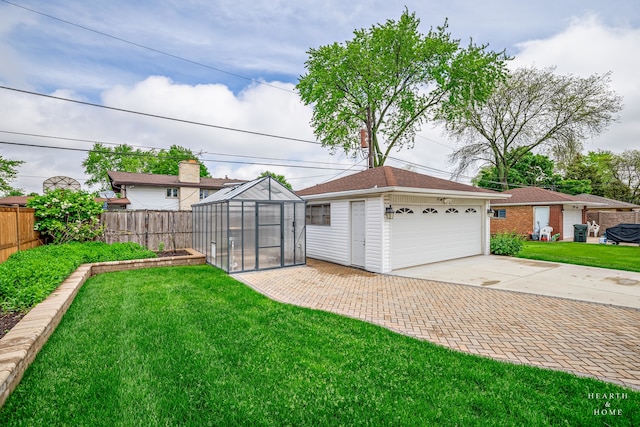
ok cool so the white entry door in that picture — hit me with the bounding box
[534,206,550,233]
[351,201,366,267]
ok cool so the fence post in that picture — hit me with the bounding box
[15,205,20,253]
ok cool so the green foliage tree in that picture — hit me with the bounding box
[444,67,623,190]
[296,9,508,167]
[610,149,640,204]
[26,189,105,244]
[83,144,210,190]
[82,144,153,190]
[474,152,591,194]
[0,155,24,197]
[563,150,639,202]
[259,171,293,190]
[148,145,210,177]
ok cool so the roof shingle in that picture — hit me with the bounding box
[297,166,497,196]
[108,171,244,190]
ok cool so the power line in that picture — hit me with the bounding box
[0,130,352,168]
[0,140,352,171]
[0,85,320,145]
[0,0,294,94]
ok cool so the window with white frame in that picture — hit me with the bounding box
[166,188,178,198]
[199,189,210,199]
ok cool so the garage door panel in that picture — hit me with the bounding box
[392,206,482,269]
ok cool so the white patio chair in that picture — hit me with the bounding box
[588,220,600,237]
[540,226,553,241]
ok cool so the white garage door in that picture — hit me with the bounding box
[562,208,583,240]
[391,205,483,270]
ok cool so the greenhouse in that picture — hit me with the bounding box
[192,176,306,272]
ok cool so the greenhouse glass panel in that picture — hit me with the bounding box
[192,176,305,272]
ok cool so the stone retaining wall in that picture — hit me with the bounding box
[0,249,205,408]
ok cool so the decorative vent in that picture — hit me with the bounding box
[423,208,438,214]
[445,208,459,214]
[395,208,414,214]
[465,208,477,213]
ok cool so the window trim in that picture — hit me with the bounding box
[166,187,179,199]
[493,209,507,218]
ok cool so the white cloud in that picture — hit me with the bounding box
[512,15,640,154]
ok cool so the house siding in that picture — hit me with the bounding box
[364,196,384,273]
[306,200,350,265]
[125,186,180,210]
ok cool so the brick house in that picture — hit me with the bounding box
[490,187,603,240]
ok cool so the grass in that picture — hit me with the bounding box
[0,265,637,426]
[519,241,640,272]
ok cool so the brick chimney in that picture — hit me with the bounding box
[178,160,200,184]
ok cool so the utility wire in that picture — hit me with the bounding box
[0,0,294,94]
[0,140,351,171]
[0,85,320,145]
[0,130,351,168]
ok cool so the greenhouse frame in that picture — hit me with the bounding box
[192,176,306,272]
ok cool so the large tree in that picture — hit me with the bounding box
[443,66,623,190]
[474,151,591,194]
[296,9,508,167]
[83,144,209,190]
[0,155,24,197]
[610,149,640,203]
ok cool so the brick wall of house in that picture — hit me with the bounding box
[587,211,640,235]
[491,205,565,238]
[490,206,532,235]
[549,205,563,239]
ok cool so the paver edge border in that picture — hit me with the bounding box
[0,248,205,408]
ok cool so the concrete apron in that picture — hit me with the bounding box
[392,255,640,309]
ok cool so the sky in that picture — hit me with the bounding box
[1,0,639,195]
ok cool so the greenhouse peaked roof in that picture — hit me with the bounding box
[194,176,303,205]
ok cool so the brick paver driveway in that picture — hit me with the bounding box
[236,259,640,390]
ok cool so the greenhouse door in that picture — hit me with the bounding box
[257,203,282,269]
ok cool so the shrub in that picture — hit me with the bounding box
[27,189,105,244]
[0,242,156,312]
[490,231,525,256]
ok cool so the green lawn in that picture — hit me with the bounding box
[0,265,638,426]
[519,241,640,272]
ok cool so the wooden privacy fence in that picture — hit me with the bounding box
[0,207,41,263]
[101,210,192,251]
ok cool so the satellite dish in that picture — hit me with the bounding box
[43,176,82,192]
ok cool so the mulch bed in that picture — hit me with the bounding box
[0,311,25,340]
[156,250,190,257]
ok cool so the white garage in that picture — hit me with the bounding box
[298,167,510,274]
[391,204,483,269]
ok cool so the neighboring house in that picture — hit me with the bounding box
[0,195,129,210]
[297,166,509,274]
[490,187,603,240]
[108,160,244,211]
[574,194,640,212]
[574,194,640,234]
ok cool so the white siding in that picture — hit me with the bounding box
[306,200,350,265]
[364,196,385,273]
[125,186,180,210]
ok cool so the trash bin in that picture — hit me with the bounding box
[573,224,588,242]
